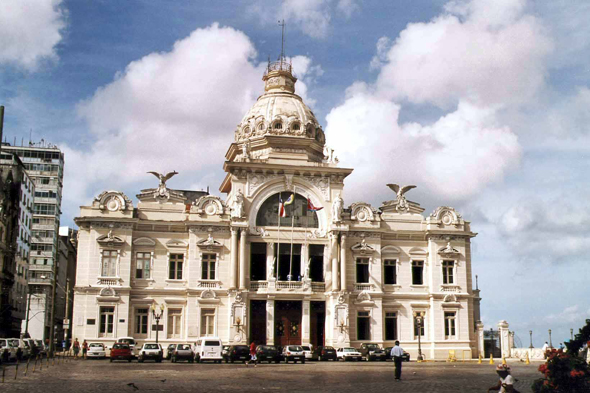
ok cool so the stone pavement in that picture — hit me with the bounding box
[1,358,542,392]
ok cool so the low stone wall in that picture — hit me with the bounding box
[511,348,545,360]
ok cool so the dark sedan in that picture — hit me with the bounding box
[384,347,411,362]
[315,346,337,361]
[223,345,250,363]
[256,345,281,363]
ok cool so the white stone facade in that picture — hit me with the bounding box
[72,59,481,360]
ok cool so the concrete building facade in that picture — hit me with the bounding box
[72,59,482,359]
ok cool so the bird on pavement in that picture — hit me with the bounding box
[160,379,166,383]
[127,382,139,390]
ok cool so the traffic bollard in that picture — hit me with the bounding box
[24,358,30,377]
[39,355,43,371]
[33,357,37,373]
[2,365,5,383]
[489,354,494,365]
[14,360,19,380]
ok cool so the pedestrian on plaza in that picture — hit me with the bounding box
[73,338,80,359]
[487,364,519,393]
[390,341,404,381]
[82,340,89,359]
[542,342,549,359]
[247,341,257,367]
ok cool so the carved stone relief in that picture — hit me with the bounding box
[302,176,330,201]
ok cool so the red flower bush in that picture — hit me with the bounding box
[532,349,590,392]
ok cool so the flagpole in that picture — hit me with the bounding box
[276,192,281,280]
[289,187,296,281]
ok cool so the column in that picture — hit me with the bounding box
[230,228,238,289]
[330,233,339,291]
[302,299,311,344]
[477,321,485,358]
[239,229,247,290]
[340,234,347,291]
[301,244,309,278]
[266,299,275,345]
[498,320,510,358]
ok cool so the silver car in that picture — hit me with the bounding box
[171,344,194,363]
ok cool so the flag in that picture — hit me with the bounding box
[284,193,295,205]
[307,198,323,211]
[279,196,287,218]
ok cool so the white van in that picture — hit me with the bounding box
[0,338,16,361]
[194,337,223,363]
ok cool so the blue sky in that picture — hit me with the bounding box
[2,0,589,346]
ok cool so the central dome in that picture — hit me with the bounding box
[234,59,325,145]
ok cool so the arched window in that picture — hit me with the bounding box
[292,123,300,131]
[274,122,282,130]
[256,193,319,228]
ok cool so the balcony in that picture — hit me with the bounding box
[97,277,121,286]
[197,280,220,289]
[32,224,56,231]
[311,282,325,292]
[29,264,53,272]
[32,251,53,257]
[33,236,55,244]
[354,283,373,291]
[29,277,52,285]
[250,281,268,290]
[440,285,460,293]
[277,281,303,290]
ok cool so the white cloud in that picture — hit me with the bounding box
[0,0,66,70]
[369,36,392,71]
[498,197,590,262]
[544,305,590,325]
[66,24,318,215]
[377,0,553,108]
[248,0,359,39]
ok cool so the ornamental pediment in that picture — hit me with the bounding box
[194,195,225,216]
[96,231,125,247]
[428,206,463,227]
[197,234,223,249]
[93,191,133,212]
[351,238,375,254]
[438,242,461,256]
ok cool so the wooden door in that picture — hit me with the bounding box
[275,301,302,346]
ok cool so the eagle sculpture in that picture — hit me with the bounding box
[147,171,178,188]
[386,184,416,200]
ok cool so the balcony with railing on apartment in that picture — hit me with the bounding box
[29,264,53,272]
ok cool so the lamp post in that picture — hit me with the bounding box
[548,329,552,348]
[151,303,165,344]
[529,330,533,349]
[415,313,424,361]
[570,329,574,341]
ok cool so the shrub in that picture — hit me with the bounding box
[531,349,590,392]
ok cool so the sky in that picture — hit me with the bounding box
[1,0,589,347]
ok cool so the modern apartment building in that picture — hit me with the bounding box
[3,141,64,340]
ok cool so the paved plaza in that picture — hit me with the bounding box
[2,358,542,392]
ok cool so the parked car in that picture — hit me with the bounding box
[117,337,138,358]
[256,345,281,363]
[194,337,223,363]
[171,344,194,363]
[301,345,315,360]
[221,345,230,359]
[165,344,177,360]
[358,343,386,361]
[223,345,250,363]
[138,343,163,363]
[23,338,40,358]
[282,345,305,363]
[110,343,133,362]
[87,343,106,359]
[8,339,29,360]
[0,339,16,362]
[314,346,337,361]
[384,347,411,362]
[336,347,362,361]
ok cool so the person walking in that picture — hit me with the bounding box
[390,341,404,381]
[542,342,549,359]
[82,340,89,359]
[73,338,80,359]
[247,341,257,367]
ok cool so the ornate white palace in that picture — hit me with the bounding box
[72,58,483,360]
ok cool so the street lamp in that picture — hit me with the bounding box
[548,329,552,348]
[415,313,424,362]
[151,303,165,344]
[529,330,533,349]
[570,329,574,341]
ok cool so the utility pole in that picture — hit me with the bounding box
[48,263,58,357]
[0,106,4,156]
[64,279,70,347]
[24,284,32,337]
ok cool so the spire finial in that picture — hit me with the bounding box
[278,19,286,61]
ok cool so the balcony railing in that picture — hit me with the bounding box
[29,264,53,271]
[250,281,268,290]
[97,278,120,286]
[198,280,219,288]
[311,282,325,292]
[354,283,373,291]
[277,281,303,290]
[440,285,460,292]
[28,277,52,284]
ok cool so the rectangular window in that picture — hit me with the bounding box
[276,243,301,281]
[202,253,216,280]
[385,312,398,341]
[250,243,267,281]
[101,250,117,277]
[169,254,184,280]
[445,312,456,338]
[356,257,369,283]
[412,260,424,285]
[135,252,151,279]
[413,313,425,337]
[384,259,397,285]
[200,309,215,337]
[135,308,148,335]
[309,244,324,282]
[442,260,454,284]
[167,309,183,339]
[357,311,371,340]
[99,307,114,337]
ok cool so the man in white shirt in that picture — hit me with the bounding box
[390,341,404,381]
[487,364,517,393]
[542,342,549,359]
